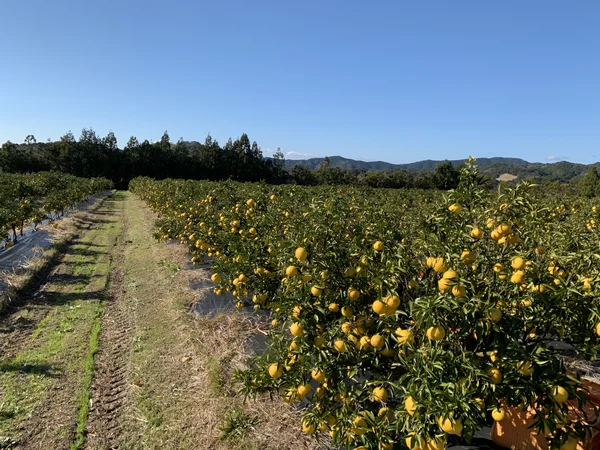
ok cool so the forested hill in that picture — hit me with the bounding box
[284,156,596,184]
[284,156,530,171]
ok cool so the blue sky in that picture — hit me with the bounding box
[1,1,598,164]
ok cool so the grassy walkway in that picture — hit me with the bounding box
[0,193,124,449]
[0,192,310,450]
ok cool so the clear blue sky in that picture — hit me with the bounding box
[1,1,599,164]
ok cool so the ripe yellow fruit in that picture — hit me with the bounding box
[510,270,525,284]
[438,278,452,292]
[461,250,476,264]
[448,203,463,213]
[378,407,393,420]
[359,335,371,350]
[452,285,466,297]
[405,435,421,450]
[427,438,446,450]
[334,339,346,352]
[395,328,414,344]
[348,288,360,301]
[432,257,449,273]
[271,319,278,327]
[286,266,298,277]
[489,308,502,323]
[583,277,593,291]
[511,256,525,270]
[438,417,463,436]
[560,438,579,450]
[492,407,506,421]
[211,273,222,283]
[443,269,458,280]
[310,286,323,296]
[405,396,417,415]
[373,240,384,251]
[497,223,512,236]
[297,383,312,398]
[341,322,352,334]
[290,322,304,337]
[372,300,386,315]
[385,295,401,310]
[301,420,315,433]
[493,263,504,273]
[551,385,569,403]
[488,367,502,384]
[372,386,388,402]
[341,306,354,317]
[489,350,499,362]
[268,363,283,378]
[517,361,533,376]
[370,334,385,348]
[595,322,600,336]
[470,227,483,239]
[328,303,339,312]
[311,368,326,383]
[295,247,308,261]
[426,325,445,341]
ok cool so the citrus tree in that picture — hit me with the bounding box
[130,158,600,450]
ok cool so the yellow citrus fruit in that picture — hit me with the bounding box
[560,438,579,450]
[211,273,222,283]
[370,334,385,348]
[448,203,463,213]
[372,300,386,315]
[426,325,445,341]
[301,420,315,433]
[295,247,308,261]
[311,368,326,383]
[395,328,414,344]
[551,385,569,404]
[470,227,483,239]
[348,288,360,301]
[510,270,525,284]
[517,361,533,376]
[328,303,339,312]
[433,257,449,273]
[372,386,388,402]
[341,306,354,317]
[310,286,323,296]
[297,383,312,398]
[492,407,506,421]
[314,336,326,347]
[286,266,298,277]
[452,285,466,297]
[373,241,384,251]
[511,256,525,270]
[461,250,476,264]
[489,308,502,323]
[334,339,346,352]
[290,322,304,337]
[488,367,502,384]
[438,417,463,436]
[268,363,283,378]
[405,396,417,415]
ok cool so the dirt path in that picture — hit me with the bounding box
[0,192,313,450]
[0,193,125,449]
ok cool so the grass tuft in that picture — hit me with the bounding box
[218,407,259,443]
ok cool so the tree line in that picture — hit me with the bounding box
[1,128,598,195]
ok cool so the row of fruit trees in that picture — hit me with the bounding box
[0,171,112,246]
[130,158,600,449]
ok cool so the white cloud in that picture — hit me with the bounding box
[545,155,567,162]
[286,151,316,159]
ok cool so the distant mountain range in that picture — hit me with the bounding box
[283,156,529,171]
[282,156,598,183]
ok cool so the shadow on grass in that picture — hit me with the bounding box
[0,361,61,377]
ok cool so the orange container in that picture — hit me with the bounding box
[491,381,600,450]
